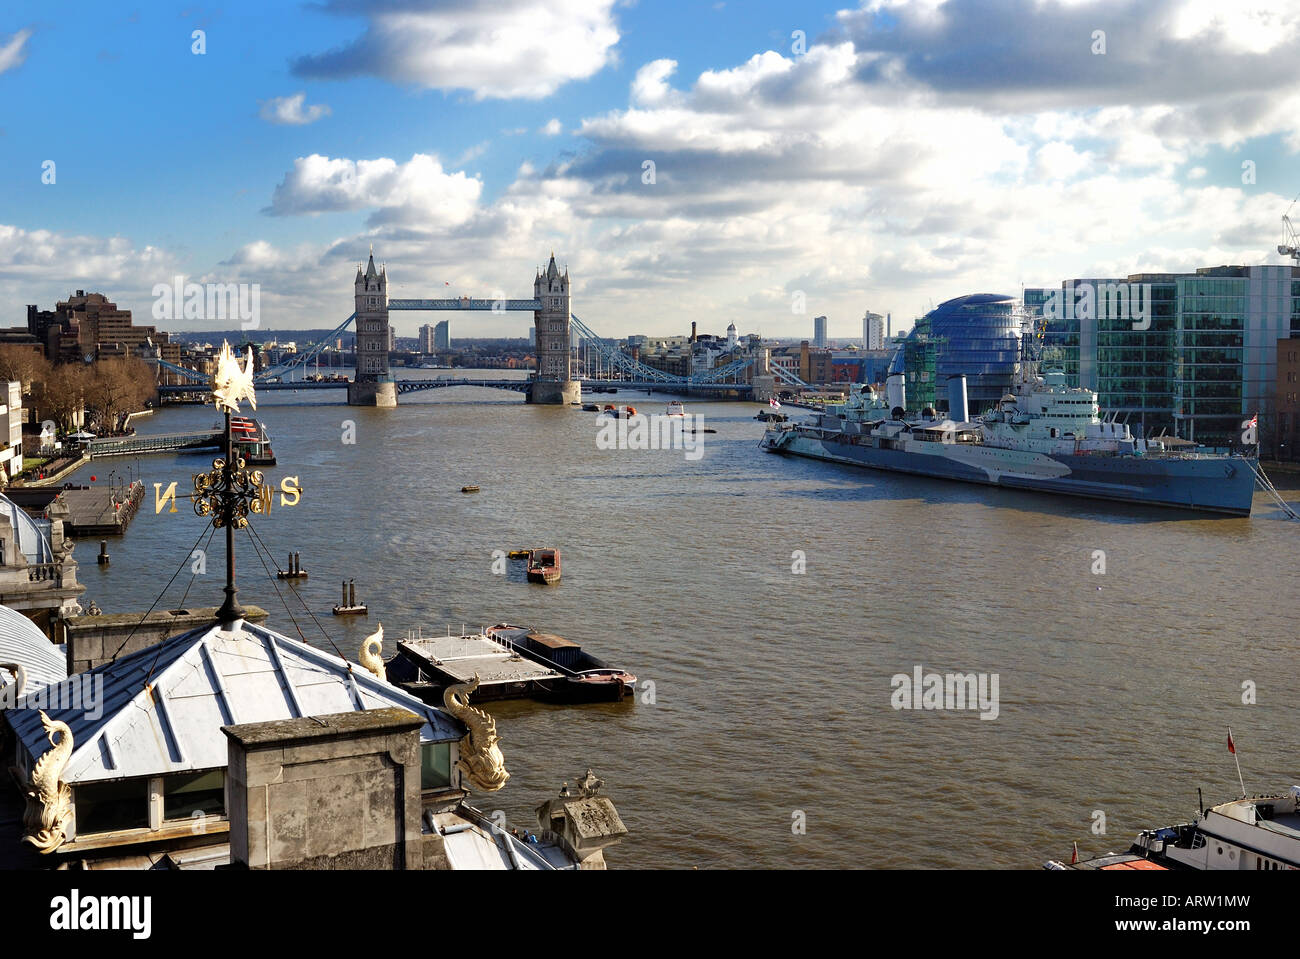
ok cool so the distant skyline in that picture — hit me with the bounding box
[5,1,1300,342]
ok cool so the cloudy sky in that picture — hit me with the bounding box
[4,0,1300,341]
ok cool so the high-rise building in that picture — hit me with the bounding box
[1027,266,1299,446]
[418,324,436,354]
[863,311,884,350]
[813,315,828,348]
[434,320,450,352]
[26,292,181,371]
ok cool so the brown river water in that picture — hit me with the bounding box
[69,371,1300,868]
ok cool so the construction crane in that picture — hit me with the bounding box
[1279,214,1300,263]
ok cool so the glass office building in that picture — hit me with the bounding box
[1097,274,1178,438]
[1024,287,1079,383]
[1173,270,1246,446]
[1026,265,1298,447]
[926,293,1021,413]
[891,314,938,413]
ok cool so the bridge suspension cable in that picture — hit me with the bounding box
[570,313,758,386]
[771,364,811,390]
[256,312,357,382]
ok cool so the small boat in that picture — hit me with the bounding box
[228,416,276,465]
[507,549,531,559]
[599,403,639,418]
[583,403,600,412]
[461,485,480,493]
[526,548,561,585]
[666,401,686,417]
[754,410,787,422]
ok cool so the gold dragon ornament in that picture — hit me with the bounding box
[20,711,74,853]
[359,624,386,682]
[442,675,509,792]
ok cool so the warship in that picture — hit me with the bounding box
[761,369,1259,515]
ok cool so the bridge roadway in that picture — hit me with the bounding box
[159,377,753,397]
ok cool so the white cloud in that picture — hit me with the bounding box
[68,1,1300,338]
[630,59,678,106]
[265,154,482,228]
[258,92,332,126]
[292,0,621,100]
[540,118,564,136]
[0,29,30,74]
[1033,141,1092,181]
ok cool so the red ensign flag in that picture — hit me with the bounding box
[1228,731,1236,754]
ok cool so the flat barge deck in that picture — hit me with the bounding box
[387,631,564,703]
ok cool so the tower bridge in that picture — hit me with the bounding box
[155,249,773,403]
[347,249,578,408]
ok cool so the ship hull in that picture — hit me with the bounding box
[764,431,1256,515]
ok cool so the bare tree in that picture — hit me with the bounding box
[0,345,51,394]
[85,357,153,431]
[37,363,90,432]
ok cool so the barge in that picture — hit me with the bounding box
[526,548,561,585]
[486,624,635,702]
[386,624,636,704]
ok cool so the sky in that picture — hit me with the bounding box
[4,0,1300,342]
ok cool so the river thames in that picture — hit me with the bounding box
[67,372,1300,869]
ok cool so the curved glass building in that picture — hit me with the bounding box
[894,294,1021,414]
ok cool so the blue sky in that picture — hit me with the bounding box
[4,0,1300,340]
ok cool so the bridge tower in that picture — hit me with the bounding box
[347,248,397,407]
[529,253,580,405]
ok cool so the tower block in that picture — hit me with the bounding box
[348,249,398,407]
[529,253,579,405]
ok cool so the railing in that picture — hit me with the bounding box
[87,432,221,457]
[27,564,60,584]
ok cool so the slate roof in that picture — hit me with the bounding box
[6,617,465,785]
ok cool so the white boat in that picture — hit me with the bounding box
[1132,788,1300,870]
[1048,786,1300,870]
[665,401,685,417]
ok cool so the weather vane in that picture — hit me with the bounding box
[200,342,266,625]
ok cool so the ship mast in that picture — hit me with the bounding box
[1014,301,1041,389]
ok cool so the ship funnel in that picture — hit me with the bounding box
[947,375,968,423]
[885,371,906,413]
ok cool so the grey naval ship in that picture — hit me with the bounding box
[760,369,1258,516]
